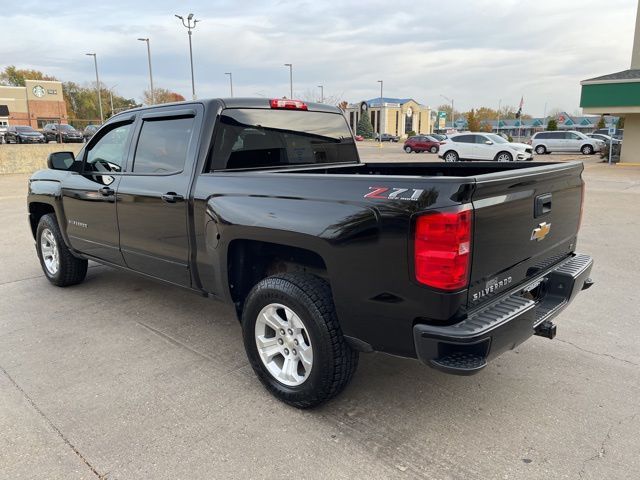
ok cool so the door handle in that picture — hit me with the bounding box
[99,186,114,196]
[161,192,184,204]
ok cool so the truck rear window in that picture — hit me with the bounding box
[210,108,358,170]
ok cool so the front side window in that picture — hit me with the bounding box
[85,123,132,174]
[132,117,194,174]
[210,108,358,170]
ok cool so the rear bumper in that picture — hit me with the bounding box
[413,253,593,375]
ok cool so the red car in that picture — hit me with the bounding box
[404,135,441,153]
[354,134,364,141]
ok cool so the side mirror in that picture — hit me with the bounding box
[485,140,493,145]
[47,151,75,171]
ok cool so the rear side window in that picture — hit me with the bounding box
[133,117,195,174]
[452,135,474,143]
[535,133,549,139]
[210,108,358,170]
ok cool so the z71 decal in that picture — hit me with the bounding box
[364,187,424,201]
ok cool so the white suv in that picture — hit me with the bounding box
[438,133,533,162]
[531,130,604,155]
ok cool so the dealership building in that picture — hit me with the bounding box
[0,79,68,129]
[346,98,433,137]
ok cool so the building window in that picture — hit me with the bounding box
[37,118,60,129]
[405,113,413,134]
[418,113,422,133]
[395,111,399,135]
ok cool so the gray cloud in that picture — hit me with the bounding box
[1,0,636,115]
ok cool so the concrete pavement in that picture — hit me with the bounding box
[1,150,639,479]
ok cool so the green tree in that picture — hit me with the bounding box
[0,65,57,86]
[617,116,625,129]
[597,115,606,129]
[547,118,558,131]
[356,110,374,138]
[466,109,481,131]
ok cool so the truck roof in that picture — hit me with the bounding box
[113,97,342,120]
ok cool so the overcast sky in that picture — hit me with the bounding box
[2,0,637,115]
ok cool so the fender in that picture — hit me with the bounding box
[28,170,75,250]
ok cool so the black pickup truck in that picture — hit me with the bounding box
[28,98,593,408]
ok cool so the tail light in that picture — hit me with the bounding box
[414,206,472,291]
[439,141,446,145]
[270,99,308,110]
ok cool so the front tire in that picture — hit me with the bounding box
[581,144,594,155]
[495,151,513,162]
[535,145,547,155]
[443,150,459,162]
[36,214,88,287]
[430,146,438,154]
[242,273,359,408]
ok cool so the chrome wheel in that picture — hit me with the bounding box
[254,303,313,386]
[40,228,59,275]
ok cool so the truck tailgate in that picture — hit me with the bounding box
[468,162,584,308]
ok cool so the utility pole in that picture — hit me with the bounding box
[318,85,324,103]
[225,72,233,97]
[497,98,502,135]
[377,80,383,147]
[284,64,293,98]
[85,53,104,123]
[108,84,117,117]
[137,38,155,104]
[175,13,199,100]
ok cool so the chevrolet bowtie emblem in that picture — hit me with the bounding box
[531,222,551,241]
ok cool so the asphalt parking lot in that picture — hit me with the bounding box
[1,148,639,479]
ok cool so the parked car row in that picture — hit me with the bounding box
[0,123,101,144]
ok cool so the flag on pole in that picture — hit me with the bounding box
[516,96,524,119]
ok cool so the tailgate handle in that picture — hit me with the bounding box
[534,193,552,217]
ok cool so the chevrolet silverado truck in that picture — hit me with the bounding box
[27,98,593,408]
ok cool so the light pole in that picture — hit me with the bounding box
[85,53,104,123]
[318,85,324,103]
[497,98,502,135]
[137,38,155,104]
[440,94,454,131]
[284,63,293,99]
[108,84,118,117]
[377,80,383,145]
[225,72,233,97]
[175,13,199,100]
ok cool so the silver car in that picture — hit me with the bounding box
[531,130,604,155]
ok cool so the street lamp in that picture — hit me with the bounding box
[440,94,455,131]
[497,98,502,134]
[137,38,155,104]
[225,72,233,97]
[107,84,118,117]
[175,13,199,100]
[318,85,324,103]
[377,80,383,145]
[284,63,293,99]
[85,53,104,123]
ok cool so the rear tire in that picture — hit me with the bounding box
[404,146,412,153]
[36,214,88,287]
[581,144,594,155]
[443,150,459,162]
[242,273,359,408]
[535,145,546,155]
